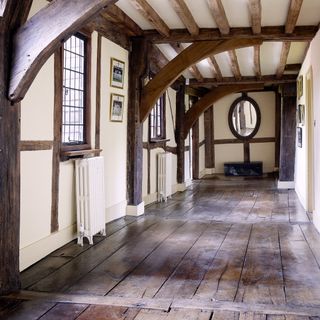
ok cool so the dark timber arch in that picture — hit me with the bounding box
[9,0,117,102]
[183,84,264,139]
[139,38,263,122]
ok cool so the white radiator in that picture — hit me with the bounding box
[75,156,106,246]
[157,152,172,202]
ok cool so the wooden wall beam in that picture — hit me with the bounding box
[204,106,214,169]
[95,34,102,153]
[189,74,297,86]
[20,140,53,151]
[9,0,118,103]
[0,0,30,295]
[175,83,186,184]
[183,83,264,138]
[140,38,263,122]
[169,0,199,36]
[127,38,148,206]
[285,63,302,71]
[128,0,170,37]
[149,45,169,74]
[144,26,317,43]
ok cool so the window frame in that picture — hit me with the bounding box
[60,31,91,153]
[149,93,166,142]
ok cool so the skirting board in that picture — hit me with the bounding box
[277,180,295,189]
[20,224,77,271]
[143,192,158,206]
[127,201,145,216]
[105,200,127,223]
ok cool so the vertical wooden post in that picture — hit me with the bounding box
[0,17,20,296]
[191,96,199,180]
[175,82,185,184]
[204,106,214,169]
[127,38,148,208]
[279,84,296,182]
[95,34,102,152]
[275,90,281,168]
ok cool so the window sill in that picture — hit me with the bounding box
[149,139,170,143]
[60,149,102,161]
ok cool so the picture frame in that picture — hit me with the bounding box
[297,75,303,99]
[110,93,125,122]
[297,104,305,126]
[110,58,125,88]
[297,127,302,148]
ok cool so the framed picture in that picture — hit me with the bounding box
[110,93,125,122]
[297,127,302,148]
[297,104,305,126]
[110,58,125,88]
[297,75,303,99]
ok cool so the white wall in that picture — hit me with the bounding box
[213,91,276,173]
[294,29,320,232]
[19,0,130,269]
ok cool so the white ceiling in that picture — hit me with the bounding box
[116,0,320,80]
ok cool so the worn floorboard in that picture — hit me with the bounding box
[2,176,320,319]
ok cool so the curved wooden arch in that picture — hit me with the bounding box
[139,38,263,122]
[183,84,264,139]
[9,0,117,102]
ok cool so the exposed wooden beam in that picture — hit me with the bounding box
[276,42,291,79]
[9,0,118,103]
[88,15,130,50]
[206,0,230,35]
[140,38,263,122]
[286,0,303,34]
[207,56,223,81]
[254,45,261,79]
[149,45,169,74]
[186,87,209,97]
[101,4,143,36]
[248,0,261,34]
[20,140,53,151]
[168,0,199,36]
[228,50,241,80]
[183,84,264,139]
[189,74,297,86]
[171,43,203,81]
[144,26,317,43]
[285,63,302,71]
[129,0,170,37]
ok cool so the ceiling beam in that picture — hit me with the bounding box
[140,38,263,122]
[285,63,302,71]
[144,26,317,43]
[168,0,199,36]
[101,4,142,36]
[248,0,261,34]
[207,56,223,81]
[286,0,304,33]
[228,50,242,80]
[129,0,170,37]
[254,45,261,79]
[276,42,291,78]
[206,0,230,35]
[9,0,118,103]
[189,74,297,86]
[183,83,264,139]
[149,45,169,74]
[171,43,203,81]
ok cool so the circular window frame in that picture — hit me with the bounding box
[228,95,261,140]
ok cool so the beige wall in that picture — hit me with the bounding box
[213,91,276,174]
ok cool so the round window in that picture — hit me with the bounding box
[228,95,261,140]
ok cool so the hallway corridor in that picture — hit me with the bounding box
[2,177,320,319]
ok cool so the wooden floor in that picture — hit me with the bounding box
[2,176,320,319]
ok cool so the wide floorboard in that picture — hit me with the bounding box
[2,176,320,319]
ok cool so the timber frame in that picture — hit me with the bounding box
[0,0,318,295]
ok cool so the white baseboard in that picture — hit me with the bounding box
[143,193,158,206]
[277,180,295,189]
[20,224,77,271]
[126,201,145,216]
[105,200,127,223]
[204,168,215,175]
